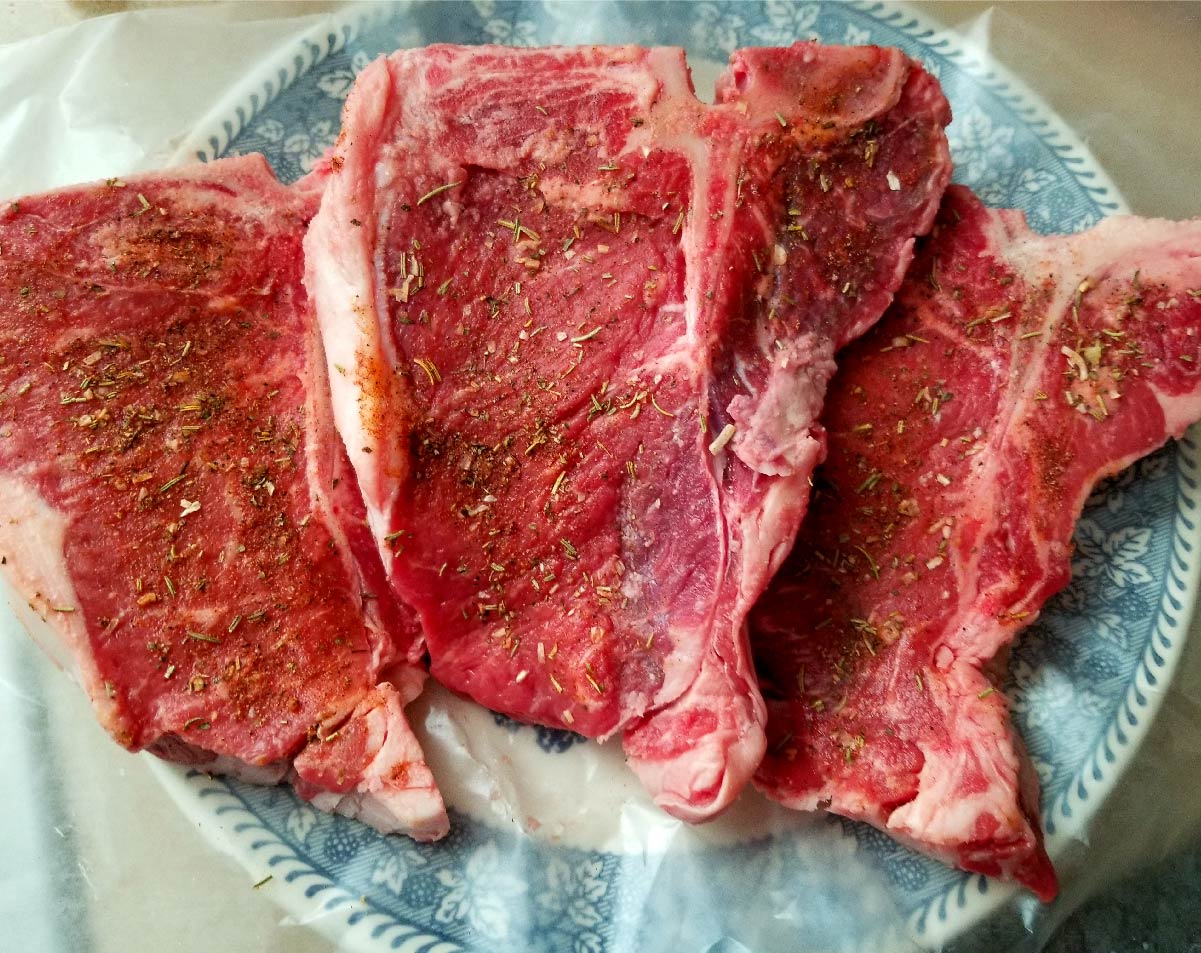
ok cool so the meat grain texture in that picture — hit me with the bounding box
[0,156,447,839]
[752,185,1201,897]
[306,42,952,820]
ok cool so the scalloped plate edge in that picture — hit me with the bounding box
[150,764,462,953]
[143,4,1197,951]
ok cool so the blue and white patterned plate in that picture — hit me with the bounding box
[148,3,1199,950]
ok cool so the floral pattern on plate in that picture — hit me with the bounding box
[166,3,1192,950]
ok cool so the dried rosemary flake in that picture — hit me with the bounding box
[856,470,882,494]
[570,327,602,344]
[584,665,605,695]
[855,544,883,576]
[1061,345,1089,381]
[496,218,539,242]
[649,394,675,418]
[416,181,461,206]
[414,357,442,385]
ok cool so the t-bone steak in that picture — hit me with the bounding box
[751,185,1201,898]
[0,156,447,840]
[307,42,951,819]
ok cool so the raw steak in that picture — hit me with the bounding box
[0,156,447,840]
[752,185,1201,898]
[308,43,951,819]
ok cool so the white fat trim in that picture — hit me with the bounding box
[1149,383,1201,440]
[305,211,387,509]
[0,475,122,736]
[302,261,399,675]
[624,645,767,821]
[295,684,448,839]
[885,673,1026,848]
[728,341,832,476]
[933,215,1072,654]
[736,470,814,607]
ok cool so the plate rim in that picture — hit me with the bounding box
[144,2,1196,950]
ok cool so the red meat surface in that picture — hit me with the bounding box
[752,185,1201,896]
[307,42,951,819]
[0,156,446,839]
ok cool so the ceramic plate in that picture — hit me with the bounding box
[147,3,1201,950]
